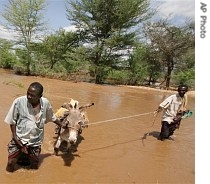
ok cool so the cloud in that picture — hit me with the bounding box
[156,0,195,20]
[63,25,77,32]
[0,25,17,40]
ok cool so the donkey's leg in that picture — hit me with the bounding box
[54,136,62,156]
[66,142,72,153]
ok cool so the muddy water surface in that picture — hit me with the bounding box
[0,69,195,184]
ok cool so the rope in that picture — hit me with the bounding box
[88,111,154,126]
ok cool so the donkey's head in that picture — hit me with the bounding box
[64,108,85,144]
[54,99,94,155]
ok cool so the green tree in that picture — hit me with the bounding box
[143,19,195,89]
[0,38,17,69]
[128,43,162,86]
[1,0,47,75]
[127,44,149,85]
[34,29,79,69]
[66,0,153,84]
[173,47,195,88]
[173,22,195,88]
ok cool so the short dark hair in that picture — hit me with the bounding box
[178,84,188,92]
[29,82,43,96]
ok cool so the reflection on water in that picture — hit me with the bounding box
[0,69,195,183]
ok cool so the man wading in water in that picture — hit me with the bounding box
[154,84,189,141]
[4,82,65,172]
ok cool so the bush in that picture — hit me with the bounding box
[173,69,195,88]
[107,70,130,85]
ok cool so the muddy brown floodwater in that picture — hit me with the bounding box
[0,69,195,184]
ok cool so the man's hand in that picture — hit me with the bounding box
[173,112,182,122]
[54,118,68,129]
[21,145,28,154]
[154,107,162,117]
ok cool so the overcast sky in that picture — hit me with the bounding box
[0,0,195,40]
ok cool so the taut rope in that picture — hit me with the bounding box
[88,111,154,126]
